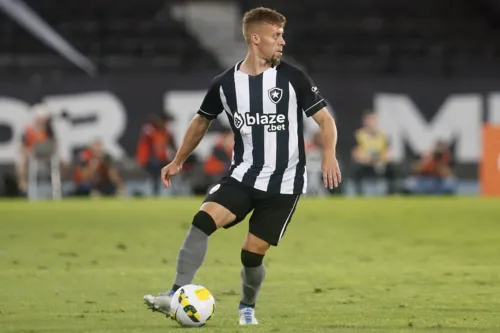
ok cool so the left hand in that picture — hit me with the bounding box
[322,154,342,189]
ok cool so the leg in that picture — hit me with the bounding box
[145,161,162,196]
[173,178,253,290]
[353,163,374,196]
[152,178,161,196]
[240,233,269,306]
[172,202,237,291]
[238,192,300,325]
[238,233,269,325]
[383,162,397,195]
[144,203,235,316]
[144,177,253,316]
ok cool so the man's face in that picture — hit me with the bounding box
[254,23,285,66]
[363,113,378,131]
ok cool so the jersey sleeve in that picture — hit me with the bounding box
[197,75,224,120]
[293,70,327,117]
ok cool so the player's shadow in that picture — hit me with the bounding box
[168,324,218,330]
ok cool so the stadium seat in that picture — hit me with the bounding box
[237,0,500,76]
[0,0,221,75]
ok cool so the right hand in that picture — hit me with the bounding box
[161,160,183,189]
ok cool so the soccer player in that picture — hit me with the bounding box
[144,7,341,325]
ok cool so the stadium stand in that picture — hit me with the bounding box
[2,0,500,77]
[238,0,500,76]
[0,0,221,75]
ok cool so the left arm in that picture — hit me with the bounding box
[289,65,341,188]
[312,108,341,189]
[312,108,337,156]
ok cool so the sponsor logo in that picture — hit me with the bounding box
[233,111,286,132]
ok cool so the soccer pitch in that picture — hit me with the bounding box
[1,197,499,333]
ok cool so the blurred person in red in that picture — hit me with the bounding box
[136,114,177,196]
[203,127,233,190]
[404,139,457,195]
[16,104,54,194]
[73,139,125,196]
[351,110,396,195]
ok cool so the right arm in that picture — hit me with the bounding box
[162,74,224,188]
[172,114,211,166]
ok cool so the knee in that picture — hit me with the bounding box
[242,233,270,254]
[192,210,217,236]
[241,249,264,268]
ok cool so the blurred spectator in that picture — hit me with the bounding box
[16,104,56,194]
[351,110,396,195]
[203,127,233,191]
[404,139,457,195]
[73,139,125,196]
[136,113,177,196]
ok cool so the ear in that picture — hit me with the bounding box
[251,33,260,45]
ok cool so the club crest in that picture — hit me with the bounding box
[268,87,283,104]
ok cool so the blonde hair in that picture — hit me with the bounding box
[242,7,286,42]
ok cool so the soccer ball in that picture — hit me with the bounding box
[170,284,216,327]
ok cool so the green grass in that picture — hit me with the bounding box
[1,197,500,333]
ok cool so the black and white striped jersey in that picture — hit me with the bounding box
[197,61,327,195]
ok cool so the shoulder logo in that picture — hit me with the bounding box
[311,86,318,93]
[268,87,283,104]
[209,184,221,194]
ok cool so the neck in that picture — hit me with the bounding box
[240,49,271,76]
